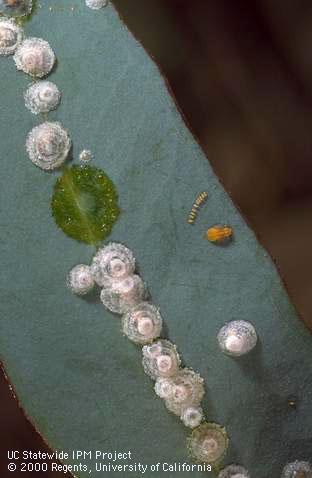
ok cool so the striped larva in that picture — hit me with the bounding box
[187,191,208,224]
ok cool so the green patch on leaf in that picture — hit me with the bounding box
[51,165,120,245]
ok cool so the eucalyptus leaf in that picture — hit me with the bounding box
[0,2,311,478]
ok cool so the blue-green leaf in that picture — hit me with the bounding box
[0,2,311,477]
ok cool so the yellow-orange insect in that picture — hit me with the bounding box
[187,191,208,224]
[206,225,233,243]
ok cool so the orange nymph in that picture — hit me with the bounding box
[206,225,233,243]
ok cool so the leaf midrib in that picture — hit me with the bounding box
[62,168,98,246]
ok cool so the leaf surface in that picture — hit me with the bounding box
[0,2,311,477]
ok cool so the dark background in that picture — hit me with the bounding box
[1,0,312,475]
